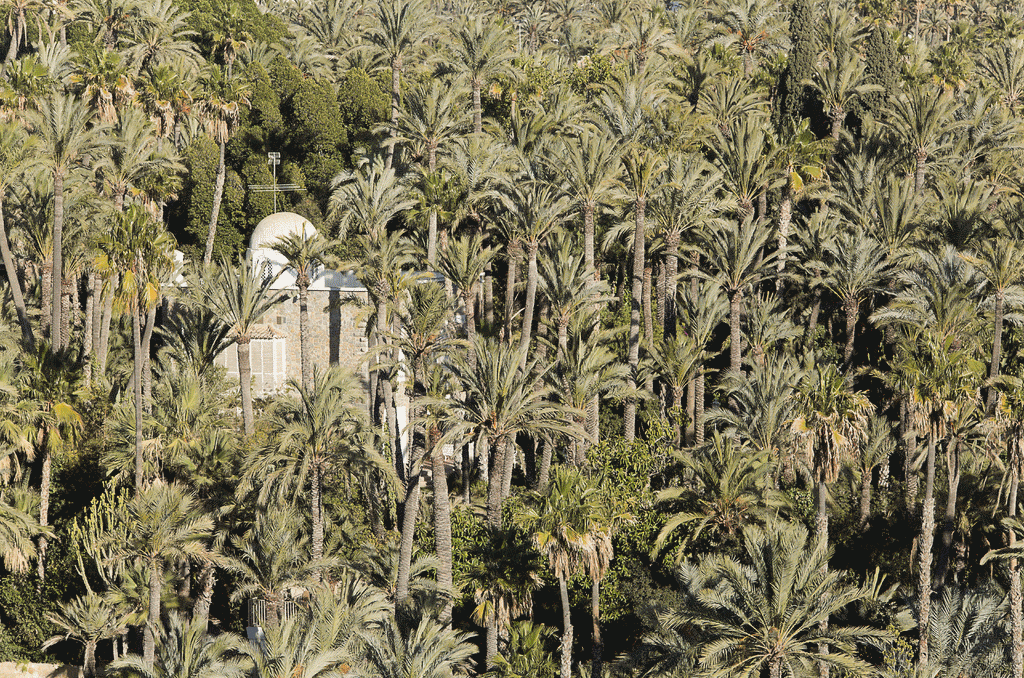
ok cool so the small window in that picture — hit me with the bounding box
[276,316,286,325]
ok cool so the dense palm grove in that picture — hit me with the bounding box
[3,0,1024,675]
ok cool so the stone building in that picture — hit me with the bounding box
[214,211,370,393]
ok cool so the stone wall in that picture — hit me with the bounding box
[0,664,81,678]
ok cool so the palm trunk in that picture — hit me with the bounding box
[83,641,96,678]
[987,292,1004,414]
[395,464,424,610]
[536,434,554,491]
[830,107,844,141]
[626,196,646,442]
[807,284,822,343]
[503,241,520,345]
[642,264,653,349]
[41,262,51,340]
[142,303,156,414]
[83,275,94,384]
[656,260,665,331]
[472,81,483,136]
[430,428,454,625]
[558,575,573,678]
[664,232,679,339]
[237,338,254,436]
[591,579,603,678]
[695,371,706,445]
[816,477,828,549]
[299,282,311,393]
[583,202,596,282]
[51,172,64,347]
[518,240,539,368]
[777,187,792,286]
[729,289,743,373]
[0,200,32,345]
[843,296,857,368]
[192,561,216,628]
[386,58,401,170]
[917,423,937,669]
[859,465,872,528]
[133,305,145,492]
[484,263,494,326]
[311,464,324,572]
[98,282,114,377]
[486,436,507,529]
[144,558,162,668]
[37,449,51,586]
[914,148,927,196]
[936,438,960,589]
[1010,464,1023,678]
[485,610,499,667]
[203,140,226,267]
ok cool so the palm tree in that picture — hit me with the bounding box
[792,362,871,550]
[438,337,574,529]
[883,84,964,195]
[772,118,829,280]
[365,0,435,169]
[361,615,476,678]
[708,114,778,221]
[95,205,176,492]
[676,282,728,445]
[500,182,570,364]
[662,520,888,678]
[18,341,82,583]
[270,229,329,393]
[822,229,891,369]
[805,51,882,141]
[710,0,789,77]
[463,528,543,666]
[701,217,778,374]
[542,131,622,285]
[435,231,497,364]
[31,93,110,348]
[191,255,284,437]
[0,119,36,346]
[654,432,780,558]
[445,16,515,135]
[517,466,608,678]
[228,507,321,628]
[44,593,127,678]
[961,237,1024,413]
[246,368,365,570]
[646,333,700,447]
[199,68,249,267]
[118,482,217,668]
[109,611,250,678]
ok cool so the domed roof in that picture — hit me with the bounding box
[249,212,318,250]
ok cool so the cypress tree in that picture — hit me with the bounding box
[862,23,898,115]
[779,0,817,122]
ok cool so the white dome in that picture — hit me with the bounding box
[249,212,318,250]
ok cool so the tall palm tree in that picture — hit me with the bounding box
[662,520,888,678]
[708,114,778,222]
[805,52,881,141]
[0,119,36,346]
[191,255,284,437]
[435,231,497,364]
[710,0,789,77]
[246,368,365,570]
[199,69,249,267]
[771,118,829,280]
[883,84,964,195]
[677,282,728,445]
[438,337,574,529]
[517,466,608,678]
[270,229,329,393]
[31,93,110,348]
[822,229,891,369]
[95,204,175,492]
[792,362,871,550]
[117,482,217,668]
[445,16,515,135]
[360,615,476,678]
[365,0,435,169]
[19,341,82,583]
[701,217,778,374]
[961,237,1024,413]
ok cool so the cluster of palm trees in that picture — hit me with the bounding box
[4,0,1024,675]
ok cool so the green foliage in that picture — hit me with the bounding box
[862,24,898,114]
[780,0,817,122]
[567,55,617,98]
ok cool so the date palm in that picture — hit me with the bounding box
[246,368,365,571]
[677,282,728,445]
[191,255,284,437]
[30,93,110,348]
[365,0,435,169]
[805,51,881,141]
[117,482,217,668]
[198,68,249,267]
[44,593,127,678]
[708,114,779,221]
[445,16,515,135]
[883,84,964,195]
[360,615,476,678]
[710,0,788,77]
[270,228,329,393]
[700,216,778,374]
[663,520,888,678]
[435,231,497,364]
[0,119,36,346]
[822,228,891,369]
[109,611,250,678]
[438,337,574,529]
